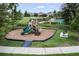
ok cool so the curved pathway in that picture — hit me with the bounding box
[0,46,79,55]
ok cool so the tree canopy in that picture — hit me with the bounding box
[62,3,79,32]
[0,3,23,29]
[24,11,30,17]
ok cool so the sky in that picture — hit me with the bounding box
[17,3,63,13]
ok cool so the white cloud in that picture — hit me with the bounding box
[30,5,45,10]
[30,8,37,10]
[37,6,45,8]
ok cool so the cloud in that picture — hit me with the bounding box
[30,5,45,10]
[37,6,45,8]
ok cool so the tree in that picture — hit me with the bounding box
[0,3,9,27]
[8,3,18,18]
[8,3,18,28]
[0,3,22,29]
[62,3,79,24]
[24,11,27,17]
[24,11,30,17]
[52,10,63,19]
[56,11,63,18]
[40,14,47,17]
[53,10,57,19]
[62,3,79,40]
[14,10,23,20]
[0,3,12,38]
[34,13,38,17]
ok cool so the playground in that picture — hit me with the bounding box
[0,3,79,48]
[0,3,79,56]
[3,17,78,47]
[5,17,56,47]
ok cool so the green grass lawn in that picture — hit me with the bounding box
[31,29,79,47]
[39,22,65,29]
[0,18,79,47]
[17,17,30,26]
[0,39,24,47]
[0,53,79,56]
[0,28,78,47]
[0,27,23,47]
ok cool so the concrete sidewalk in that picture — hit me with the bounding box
[0,46,79,55]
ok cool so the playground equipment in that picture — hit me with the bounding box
[21,25,40,35]
[32,25,40,35]
[5,17,55,41]
[21,19,40,36]
[21,25,32,35]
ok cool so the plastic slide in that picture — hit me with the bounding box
[21,25,31,35]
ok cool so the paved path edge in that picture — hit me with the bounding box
[0,46,79,55]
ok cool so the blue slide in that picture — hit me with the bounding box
[21,25,31,35]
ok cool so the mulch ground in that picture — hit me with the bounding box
[6,29,56,41]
